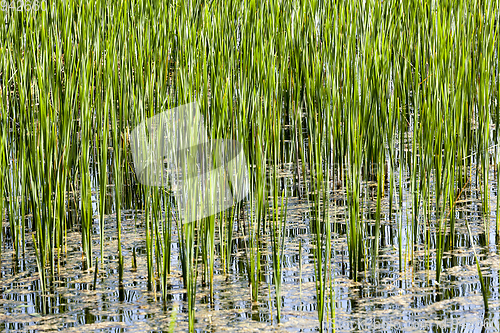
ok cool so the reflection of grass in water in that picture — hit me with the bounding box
[1,0,499,331]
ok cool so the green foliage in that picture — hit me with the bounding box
[0,0,498,329]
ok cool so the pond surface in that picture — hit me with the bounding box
[1,165,500,332]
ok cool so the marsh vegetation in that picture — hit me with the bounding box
[0,0,500,331]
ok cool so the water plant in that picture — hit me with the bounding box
[0,0,499,331]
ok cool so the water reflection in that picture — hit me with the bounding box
[1,175,500,332]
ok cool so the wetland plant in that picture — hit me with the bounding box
[0,0,499,330]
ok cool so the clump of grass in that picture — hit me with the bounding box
[0,0,499,329]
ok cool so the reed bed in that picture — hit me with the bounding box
[0,0,499,330]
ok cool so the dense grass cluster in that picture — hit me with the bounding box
[0,0,499,330]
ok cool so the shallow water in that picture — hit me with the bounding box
[2,166,500,332]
